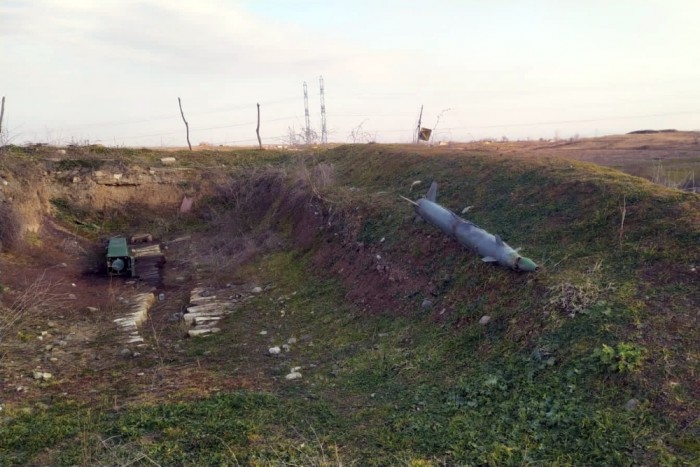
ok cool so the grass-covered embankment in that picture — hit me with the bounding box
[1,143,697,465]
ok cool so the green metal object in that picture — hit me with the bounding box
[106,237,136,277]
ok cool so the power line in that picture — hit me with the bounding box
[48,96,302,132]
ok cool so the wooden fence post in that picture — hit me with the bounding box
[178,97,192,151]
[0,96,6,137]
[256,103,262,149]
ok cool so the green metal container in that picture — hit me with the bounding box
[106,237,136,276]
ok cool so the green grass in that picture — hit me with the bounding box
[1,143,697,465]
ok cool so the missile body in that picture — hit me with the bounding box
[408,182,538,272]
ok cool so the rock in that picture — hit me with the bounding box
[158,293,165,301]
[160,157,176,165]
[113,173,123,180]
[259,330,268,335]
[86,306,99,312]
[479,315,491,325]
[67,294,77,300]
[421,299,433,309]
[130,233,153,243]
[269,346,281,355]
[285,372,302,380]
[251,286,263,294]
[287,337,297,345]
[624,398,640,411]
[58,340,68,347]
[188,328,220,337]
[44,344,53,352]
[32,370,52,381]
[47,321,56,328]
[291,366,302,372]
[119,348,132,358]
[282,344,291,352]
[168,312,183,322]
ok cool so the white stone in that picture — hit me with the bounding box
[32,370,52,381]
[160,157,176,165]
[285,372,302,380]
[269,346,281,355]
[113,173,123,180]
[252,286,263,294]
[287,337,297,345]
[291,366,302,372]
[479,315,491,325]
[188,327,220,337]
[260,330,268,335]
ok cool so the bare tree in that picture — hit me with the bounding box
[348,120,375,143]
[429,108,452,144]
[285,125,319,147]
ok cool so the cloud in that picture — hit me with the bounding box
[1,0,409,79]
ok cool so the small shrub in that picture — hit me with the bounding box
[547,280,601,317]
[592,342,645,373]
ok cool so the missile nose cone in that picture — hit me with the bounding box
[517,257,538,272]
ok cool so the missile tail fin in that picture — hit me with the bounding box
[426,181,438,202]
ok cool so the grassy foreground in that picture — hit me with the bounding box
[1,144,698,465]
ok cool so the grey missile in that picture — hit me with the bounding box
[402,181,538,272]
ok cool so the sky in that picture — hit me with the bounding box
[1,0,699,146]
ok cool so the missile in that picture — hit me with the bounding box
[402,182,538,272]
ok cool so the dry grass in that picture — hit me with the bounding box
[0,271,70,346]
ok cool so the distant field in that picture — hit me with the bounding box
[452,130,700,191]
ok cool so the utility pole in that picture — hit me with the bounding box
[414,104,423,144]
[303,81,311,144]
[319,76,327,144]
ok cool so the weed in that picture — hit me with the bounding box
[592,342,646,373]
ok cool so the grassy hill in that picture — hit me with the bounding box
[0,142,698,465]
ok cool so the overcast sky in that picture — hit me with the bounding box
[2,0,699,146]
